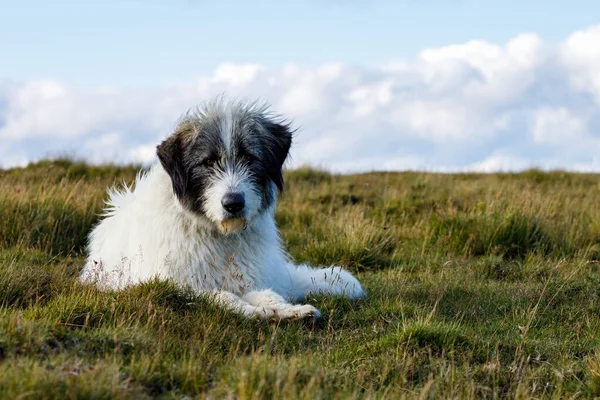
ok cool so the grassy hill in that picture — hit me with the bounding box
[1,159,600,399]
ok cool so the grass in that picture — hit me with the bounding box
[1,159,600,398]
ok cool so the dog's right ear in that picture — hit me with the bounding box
[157,132,188,200]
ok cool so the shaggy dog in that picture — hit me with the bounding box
[80,98,365,320]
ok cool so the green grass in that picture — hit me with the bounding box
[1,159,600,398]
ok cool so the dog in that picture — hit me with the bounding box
[80,97,365,320]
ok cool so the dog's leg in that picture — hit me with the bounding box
[208,290,274,319]
[286,264,366,301]
[208,290,320,320]
[242,289,321,320]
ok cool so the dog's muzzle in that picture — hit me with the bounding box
[220,218,247,234]
[220,192,247,234]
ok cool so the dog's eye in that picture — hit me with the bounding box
[242,154,254,164]
[203,158,218,168]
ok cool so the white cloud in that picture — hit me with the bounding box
[327,155,428,174]
[0,154,28,169]
[129,144,158,166]
[531,107,586,145]
[559,25,600,104]
[347,80,393,117]
[2,25,600,172]
[212,63,265,86]
[391,100,471,140]
[466,155,534,173]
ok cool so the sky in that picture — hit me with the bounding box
[1,0,600,172]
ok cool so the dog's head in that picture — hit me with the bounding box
[156,98,293,235]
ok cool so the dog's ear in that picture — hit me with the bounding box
[264,121,293,193]
[157,131,188,200]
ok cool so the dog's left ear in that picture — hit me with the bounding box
[156,132,188,201]
[264,121,293,192]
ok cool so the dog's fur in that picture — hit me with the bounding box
[80,98,365,320]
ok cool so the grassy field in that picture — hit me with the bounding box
[1,159,600,399]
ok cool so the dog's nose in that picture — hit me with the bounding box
[221,192,245,214]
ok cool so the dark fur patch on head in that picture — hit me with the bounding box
[157,99,296,219]
[156,127,189,202]
[261,120,293,193]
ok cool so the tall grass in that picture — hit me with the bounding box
[1,159,600,398]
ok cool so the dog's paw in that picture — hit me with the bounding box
[251,304,321,321]
[288,304,321,320]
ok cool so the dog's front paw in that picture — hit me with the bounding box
[252,303,321,321]
[289,304,321,320]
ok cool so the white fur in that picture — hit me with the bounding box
[80,162,365,320]
[203,165,262,224]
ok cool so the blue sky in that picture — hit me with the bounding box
[1,0,600,172]
[2,0,598,86]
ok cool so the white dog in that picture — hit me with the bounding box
[80,98,365,320]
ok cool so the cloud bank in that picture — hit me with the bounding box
[2,25,600,173]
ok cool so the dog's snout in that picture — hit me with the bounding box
[222,192,245,214]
